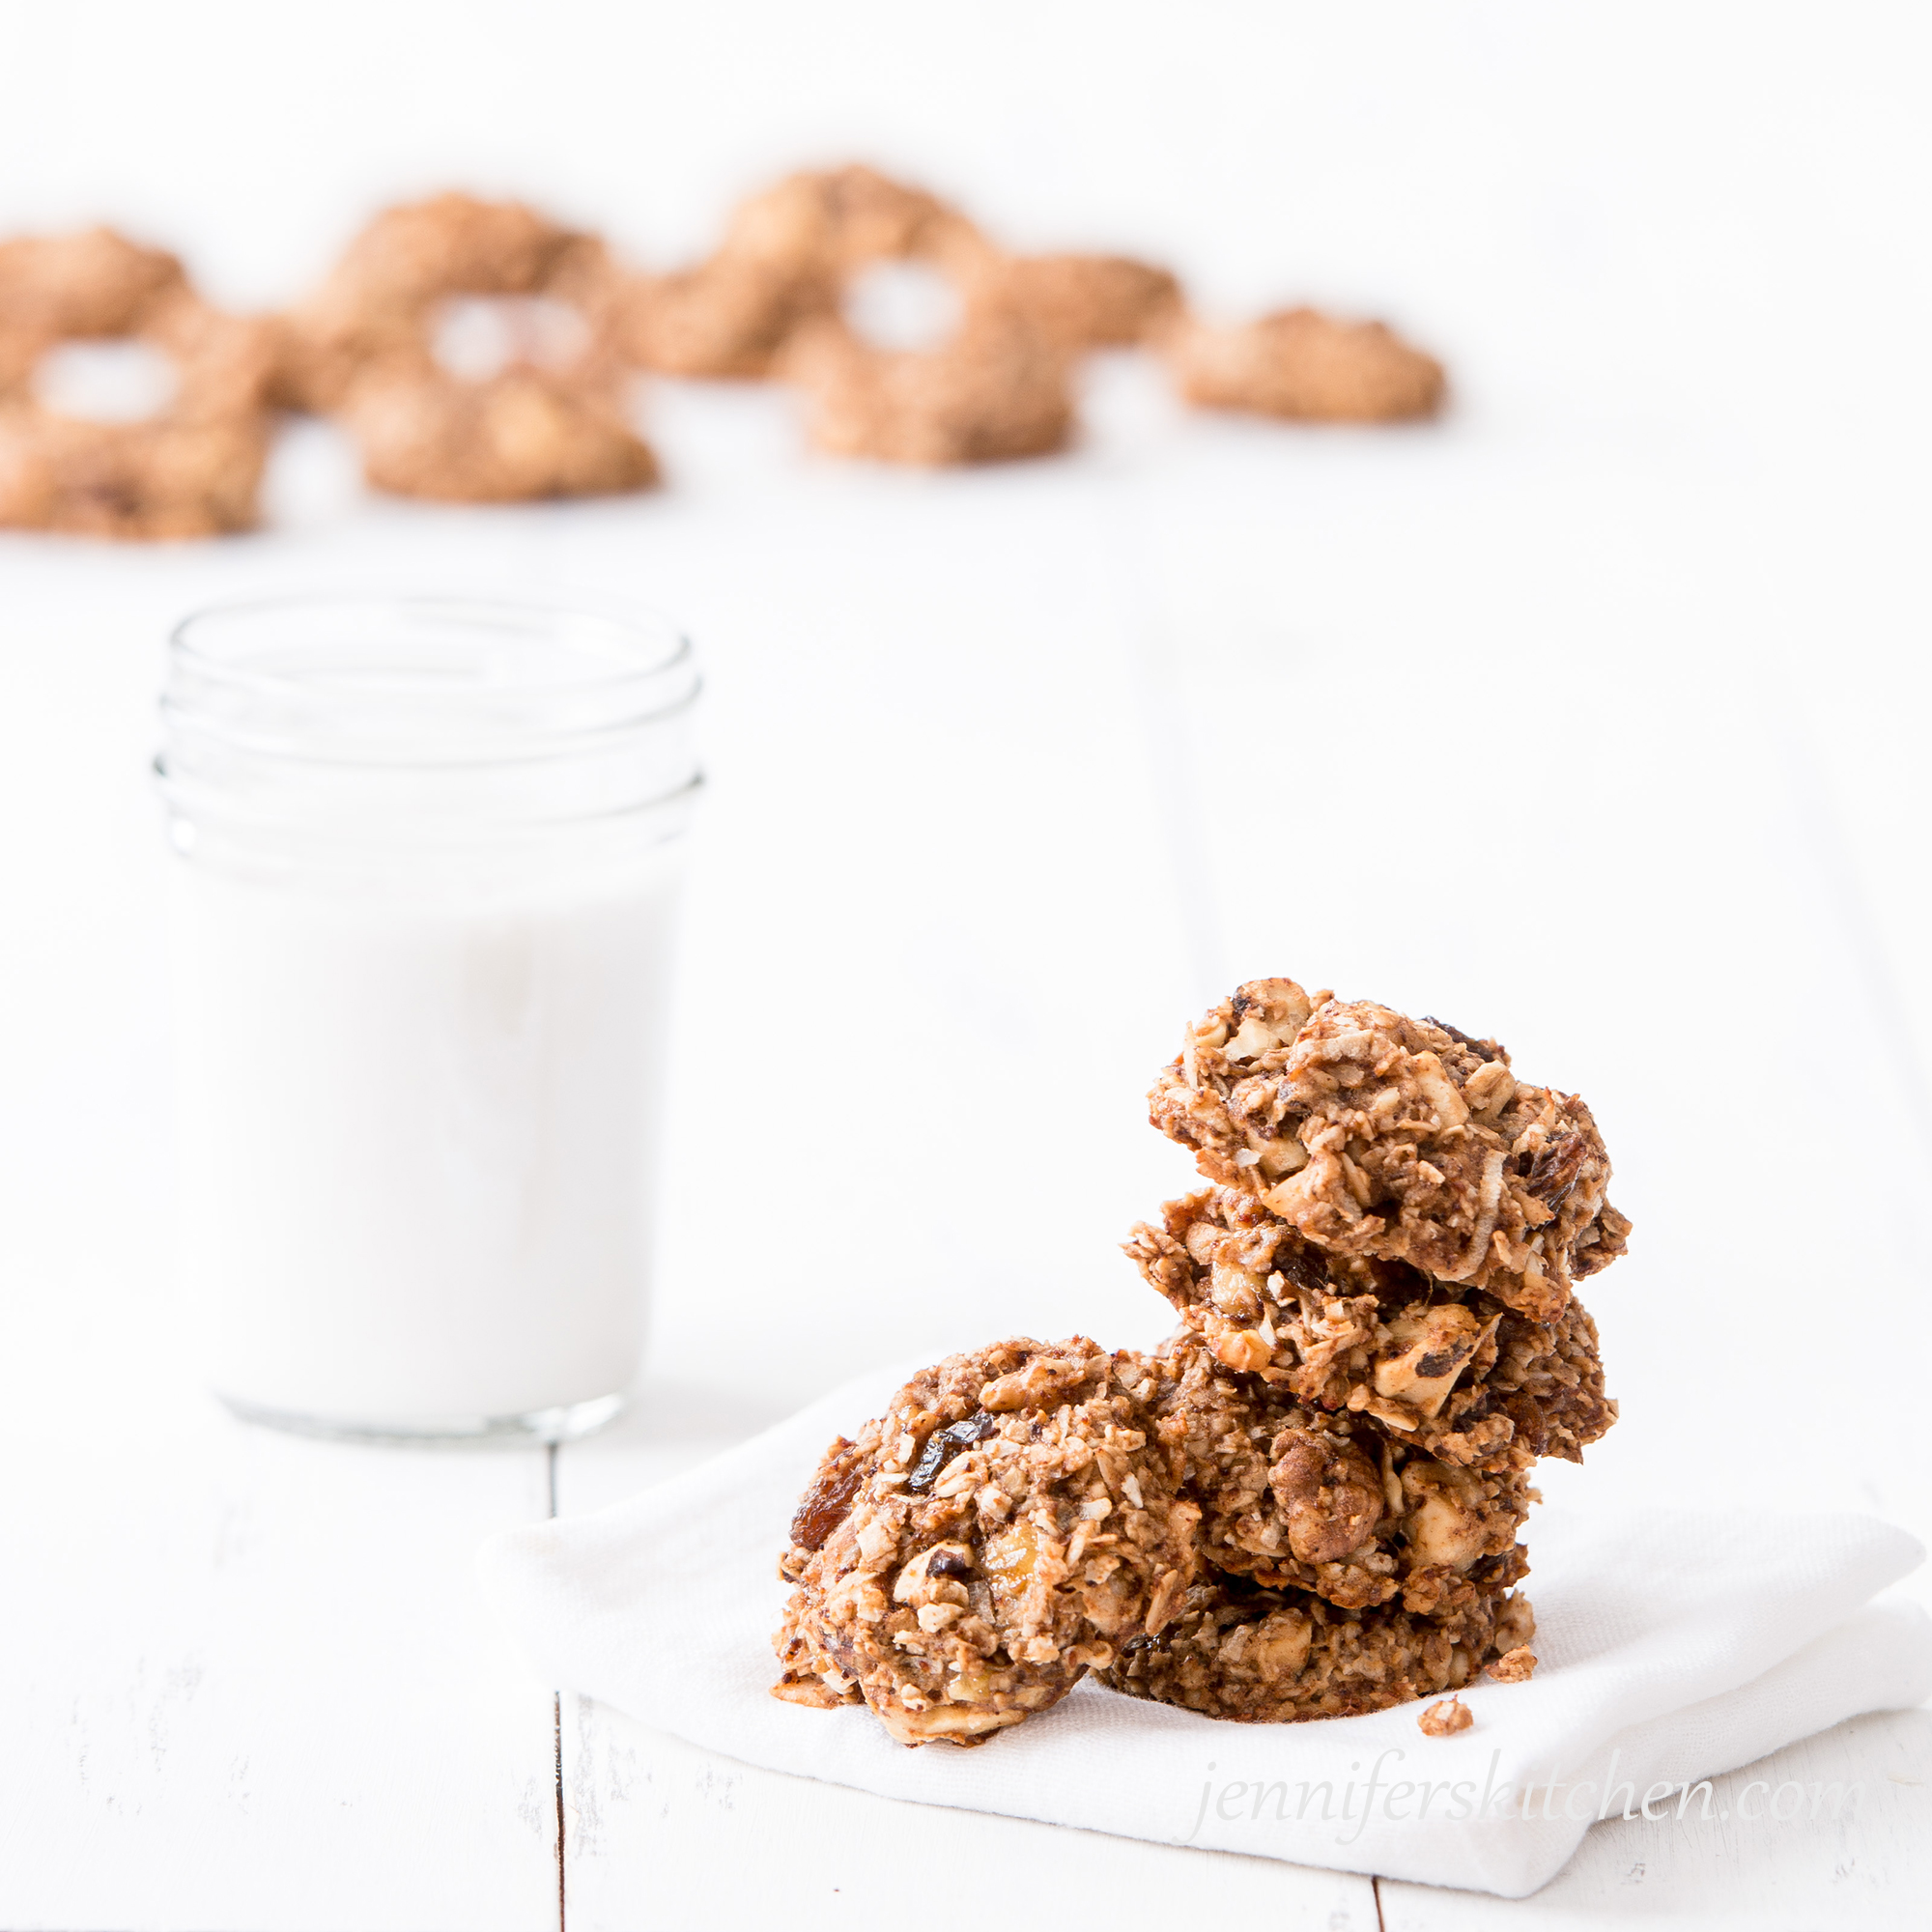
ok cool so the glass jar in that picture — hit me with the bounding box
[156,594,699,1441]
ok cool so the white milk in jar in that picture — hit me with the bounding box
[157,596,699,1439]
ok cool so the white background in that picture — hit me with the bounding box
[3,0,1927,451]
[1,3,1928,1927]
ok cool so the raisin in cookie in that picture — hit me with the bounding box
[1150,979,1629,1321]
[772,1337,1198,1746]
[1101,1574,1534,1723]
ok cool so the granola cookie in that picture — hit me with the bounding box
[683,168,1065,465]
[622,252,826,381]
[342,364,657,502]
[623,164,990,381]
[963,252,1181,352]
[781,307,1075,465]
[1127,1186,1617,1467]
[1150,978,1630,1321]
[0,226,185,374]
[273,193,618,407]
[772,1337,1198,1746]
[1100,1575,1534,1723]
[1133,1333,1533,1613]
[724,164,989,281]
[0,227,275,538]
[274,193,655,501]
[1164,306,1445,423]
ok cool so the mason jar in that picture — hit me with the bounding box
[156,594,699,1441]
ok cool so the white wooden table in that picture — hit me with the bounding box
[2,371,1927,1929]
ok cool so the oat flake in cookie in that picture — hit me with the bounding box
[1150,979,1630,1322]
[772,1338,1198,1747]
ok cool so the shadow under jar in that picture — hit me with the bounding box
[156,595,700,1441]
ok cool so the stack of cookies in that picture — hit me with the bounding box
[773,976,1627,1746]
[1104,978,1626,1722]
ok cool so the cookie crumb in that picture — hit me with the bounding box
[1418,1695,1473,1737]
[1487,1646,1537,1684]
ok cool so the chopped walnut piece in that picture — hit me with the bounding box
[1418,1695,1474,1737]
[1492,1592,1538,1655]
[1374,1305,1491,1417]
[980,1350,1105,1413]
[1269,1429,1384,1565]
[1400,1460,1510,1572]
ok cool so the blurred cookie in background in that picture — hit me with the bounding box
[276,192,657,502]
[749,170,1074,466]
[1165,305,1445,423]
[964,252,1182,353]
[781,305,1075,466]
[0,227,275,539]
[622,163,992,382]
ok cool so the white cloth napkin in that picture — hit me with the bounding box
[477,1361,1932,1898]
